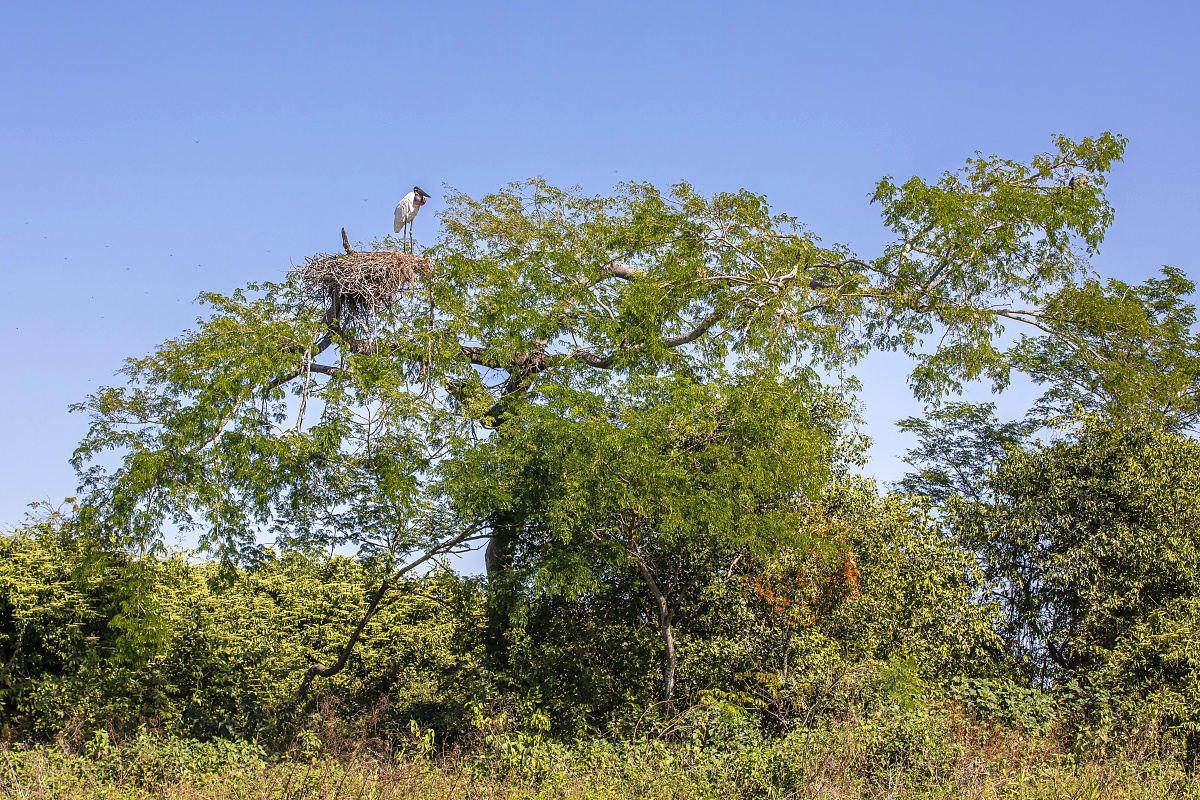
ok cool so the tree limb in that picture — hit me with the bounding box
[296,524,488,700]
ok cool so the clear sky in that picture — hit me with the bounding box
[3,1,1198,539]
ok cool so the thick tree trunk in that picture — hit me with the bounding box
[635,557,676,715]
[483,510,524,672]
[484,531,511,579]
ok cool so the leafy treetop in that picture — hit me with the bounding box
[71,132,1158,566]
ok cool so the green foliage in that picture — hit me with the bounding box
[803,486,1002,681]
[430,134,1138,405]
[477,477,1001,738]
[444,368,847,716]
[501,589,659,736]
[955,419,1200,760]
[7,724,1199,799]
[897,402,1036,506]
[950,675,1057,735]
[17,133,1200,782]
[0,524,484,743]
[71,133,1152,567]
[0,504,174,739]
[871,132,1126,397]
[1010,266,1200,430]
[454,370,845,589]
[67,134,1183,717]
[69,280,476,568]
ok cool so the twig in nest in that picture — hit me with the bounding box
[294,230,435,339]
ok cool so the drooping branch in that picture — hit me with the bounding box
[296,523,487,700]
[296,579,391,701]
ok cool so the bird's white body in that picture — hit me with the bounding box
[393,191,420,233]
[393,186,429,253]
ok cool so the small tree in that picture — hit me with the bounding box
[955,419,1200,764]
[442,369,845,713]
[744,515,861,683]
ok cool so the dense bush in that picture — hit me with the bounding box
[7,421,1200,776]
[956,420,1200,764]
[0,485,1002,747]
[487,481,1003,740]
[0,510,484,744]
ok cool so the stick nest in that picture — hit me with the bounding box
[297,250,433,317]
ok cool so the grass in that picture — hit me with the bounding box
[2,709,1198,799]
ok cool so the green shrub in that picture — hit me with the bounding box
[950,675,1057,735]
[957,420,1200,765]
[0,517,485,745]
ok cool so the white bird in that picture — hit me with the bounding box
[394,185,430,252]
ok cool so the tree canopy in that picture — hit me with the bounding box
[10,132,1200,776]
[64,131,1200,701]
[72,132,1160,558]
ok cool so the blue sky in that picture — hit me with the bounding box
[3,0,1198,539]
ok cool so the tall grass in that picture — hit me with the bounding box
[3,706,1198,800]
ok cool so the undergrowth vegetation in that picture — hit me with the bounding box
[2,707,1197,799]
[5,426,1200,796]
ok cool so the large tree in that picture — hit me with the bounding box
[72,132,1165,694]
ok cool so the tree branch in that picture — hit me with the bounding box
[663,308,727,347]
[296,524,488,700]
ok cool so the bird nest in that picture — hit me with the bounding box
[294,228,434,333]
[298,250,433,314]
